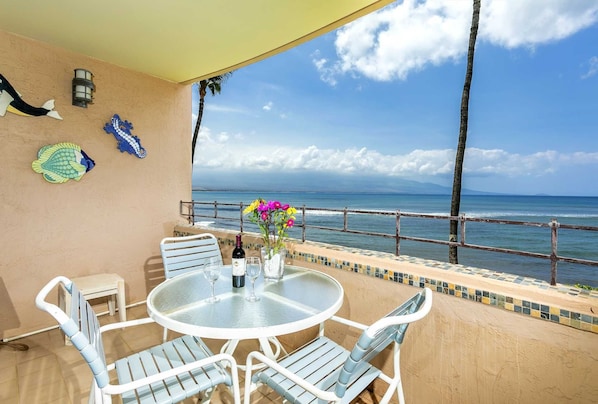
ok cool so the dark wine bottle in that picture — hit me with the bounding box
[232,233,246,288]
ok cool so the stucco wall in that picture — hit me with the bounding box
[0,31,191,339]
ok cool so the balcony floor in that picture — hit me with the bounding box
[1,304,381,403]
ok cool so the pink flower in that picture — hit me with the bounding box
[286,219,295,228]
[282,204,290,210]
[261,212,268,221]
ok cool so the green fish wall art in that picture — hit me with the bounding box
[0,74,62,119]
[32,142,95,184]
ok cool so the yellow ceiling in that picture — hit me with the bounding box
[0,0,395,84]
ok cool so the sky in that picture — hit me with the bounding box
[191,0,598,197]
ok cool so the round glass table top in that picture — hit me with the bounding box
[146,265,344,340]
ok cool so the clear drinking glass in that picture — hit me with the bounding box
[203,257,221,303]
[245,257,262,302]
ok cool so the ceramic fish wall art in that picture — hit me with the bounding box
[103,114,147,158]
[0,74,62,120]
[32,142,95,183]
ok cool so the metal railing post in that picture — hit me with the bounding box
[301,205,306,242]
[395,210,400,256]
[240,202,244,233]
[343,207,348,231]
[550,218,559,285]
[460,214,466,246]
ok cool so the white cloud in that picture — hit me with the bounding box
[193,130,598,178]
[311,50,338,86]
[314,0,598,83]
[582,56,598,79]
[263,101,273,111]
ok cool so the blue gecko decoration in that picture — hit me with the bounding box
[103,114,147,158]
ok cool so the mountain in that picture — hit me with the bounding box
[192,170,495,195]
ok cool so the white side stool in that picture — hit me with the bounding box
[58,273,126,344]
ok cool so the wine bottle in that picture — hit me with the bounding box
[232,233,246,288]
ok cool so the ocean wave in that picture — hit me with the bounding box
[462,212,598,219]
[194,220,215,227]
[305,210,344,216]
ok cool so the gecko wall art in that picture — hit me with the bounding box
[103,114,147,158]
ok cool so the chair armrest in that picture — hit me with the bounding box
[366,287,433,337]
[329,315,368,331]
[245,351,339,403]
[99,317,155,333]
[103,353,239,397]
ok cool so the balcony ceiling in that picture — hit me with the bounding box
[0,0,394,84]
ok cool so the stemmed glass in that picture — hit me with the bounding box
[245,257,262,302]
[203,257,221,303]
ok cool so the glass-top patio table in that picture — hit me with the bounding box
[146,265,344,360]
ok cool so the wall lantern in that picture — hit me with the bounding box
[72,68,95,108]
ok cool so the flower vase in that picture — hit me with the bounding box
[261,247,286,281]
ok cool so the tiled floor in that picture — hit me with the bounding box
[0,304,381,404]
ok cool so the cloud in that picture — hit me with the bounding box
[263,101,273,111]
[314,0,598,82]
[582,56,598,79]
[193,128,598,178]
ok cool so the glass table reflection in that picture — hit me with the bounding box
[146,265,344,360]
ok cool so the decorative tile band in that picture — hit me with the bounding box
[175,229,598,334]
[289,247,598,334]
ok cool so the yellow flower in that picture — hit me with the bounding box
[243,199,260,214]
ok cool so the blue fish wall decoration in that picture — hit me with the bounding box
[32,142,95,183]
[0,74,62,120]
[103,114,147,158]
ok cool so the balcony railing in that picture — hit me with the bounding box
[180,200,598,286]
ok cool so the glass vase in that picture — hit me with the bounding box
[261,247,286,281]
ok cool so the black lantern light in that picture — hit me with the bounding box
[72,68,95,108]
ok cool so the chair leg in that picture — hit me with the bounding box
[116,278,126,322]
[107,295,116,316]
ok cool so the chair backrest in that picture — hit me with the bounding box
[335,287,433,398]
[35,277,110,388]
[160,233,222,279]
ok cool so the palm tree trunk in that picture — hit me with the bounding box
[191,81,207,163]
[449,0,481,263]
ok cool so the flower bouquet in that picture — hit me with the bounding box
[243,198,296,279]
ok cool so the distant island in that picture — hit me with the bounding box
[192,171,499,195]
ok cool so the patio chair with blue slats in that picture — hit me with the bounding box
[160,233,223,280]
[36,276,241,404]
[160,233,222,341]
[244,287,432,404]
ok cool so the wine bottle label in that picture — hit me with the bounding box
[232,258,246,276]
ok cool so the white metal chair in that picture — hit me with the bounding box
[36,276,241,404]
[160,233,222,280]
[159,233,223,341]
[244,287,433,404]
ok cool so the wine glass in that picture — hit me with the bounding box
[203,257,221,303]
[245,257,262,302]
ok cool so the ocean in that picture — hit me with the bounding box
[191,191,598,287]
